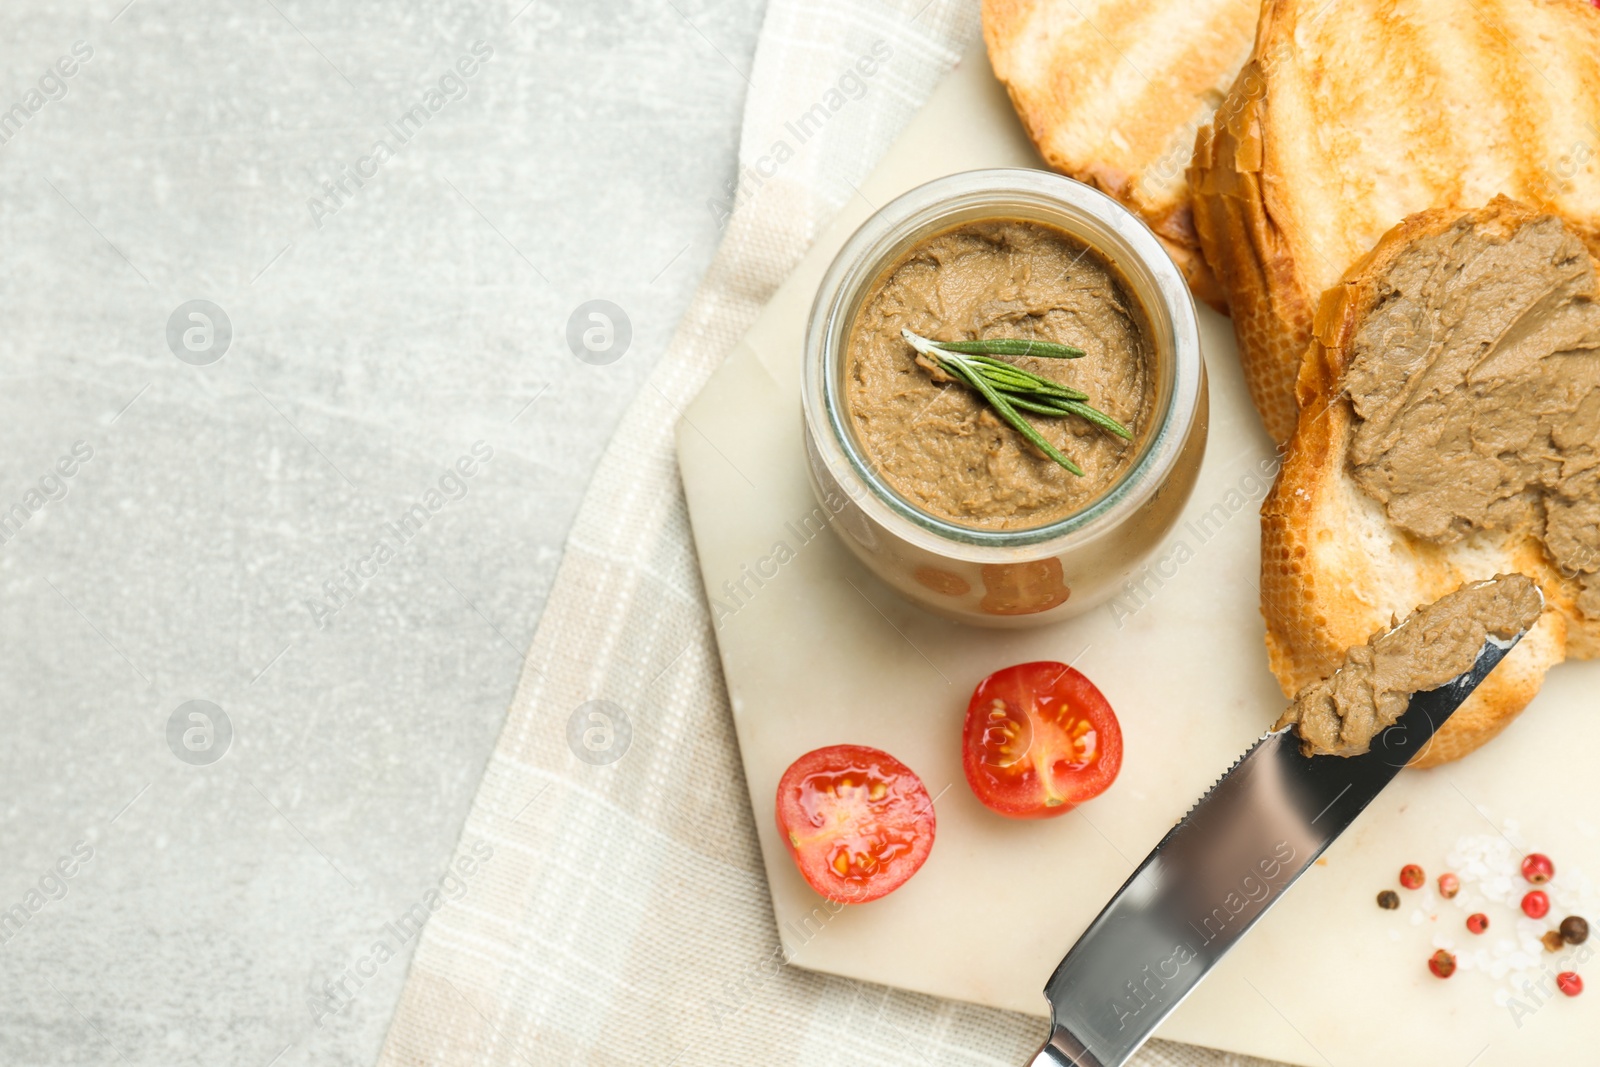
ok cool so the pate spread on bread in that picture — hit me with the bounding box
[1342,211,1600,613]
[1262,198,1600,767]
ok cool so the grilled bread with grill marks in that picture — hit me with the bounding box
[984,0,1260,309]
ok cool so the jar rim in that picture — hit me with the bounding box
[801,168,1205,560]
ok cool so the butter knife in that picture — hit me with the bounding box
[1029,629,1527,1067]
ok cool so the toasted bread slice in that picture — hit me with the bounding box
[1262,198,1600,767]
[983,0,1260,309]
[1190,0,1600,442]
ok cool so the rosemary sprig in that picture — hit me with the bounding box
[932,337,1085,359]
[901,327,1132,476]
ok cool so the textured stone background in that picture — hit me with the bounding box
[0,1,764,1064]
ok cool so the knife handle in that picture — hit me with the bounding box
[1030,1027,1108,1067]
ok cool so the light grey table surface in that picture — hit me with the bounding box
[0,1,765,1064]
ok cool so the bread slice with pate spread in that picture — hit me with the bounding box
[1189,0,1600,443]
[983,0,1261,309]
[1262,198,1600,767]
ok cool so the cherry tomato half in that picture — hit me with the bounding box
[775,744,936,904]
[962,661,1122,818]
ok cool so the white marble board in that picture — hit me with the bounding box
[675,43,1600,1067]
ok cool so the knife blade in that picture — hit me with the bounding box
[1029,629,1527,1067]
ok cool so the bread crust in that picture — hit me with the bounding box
[1262,197,1598,766]
[1188,0,1307,442]
[1190,0,1600,444]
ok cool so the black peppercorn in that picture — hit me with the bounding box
[1561,915,1589,945]
[1377,889,1400,910]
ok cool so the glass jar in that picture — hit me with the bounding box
[801,169,1208,627]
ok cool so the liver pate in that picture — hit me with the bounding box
[1275,575,1544,757]
[845,219,1153,530]
[1344,213,1600,614]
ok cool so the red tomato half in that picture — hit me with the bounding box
[775,744,936,904]
[962,661,1122,818]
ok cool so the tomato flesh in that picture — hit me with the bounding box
[962,661,1122,818]
[775,744,935,903]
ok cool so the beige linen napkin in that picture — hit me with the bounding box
[377,1,1283,1063]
